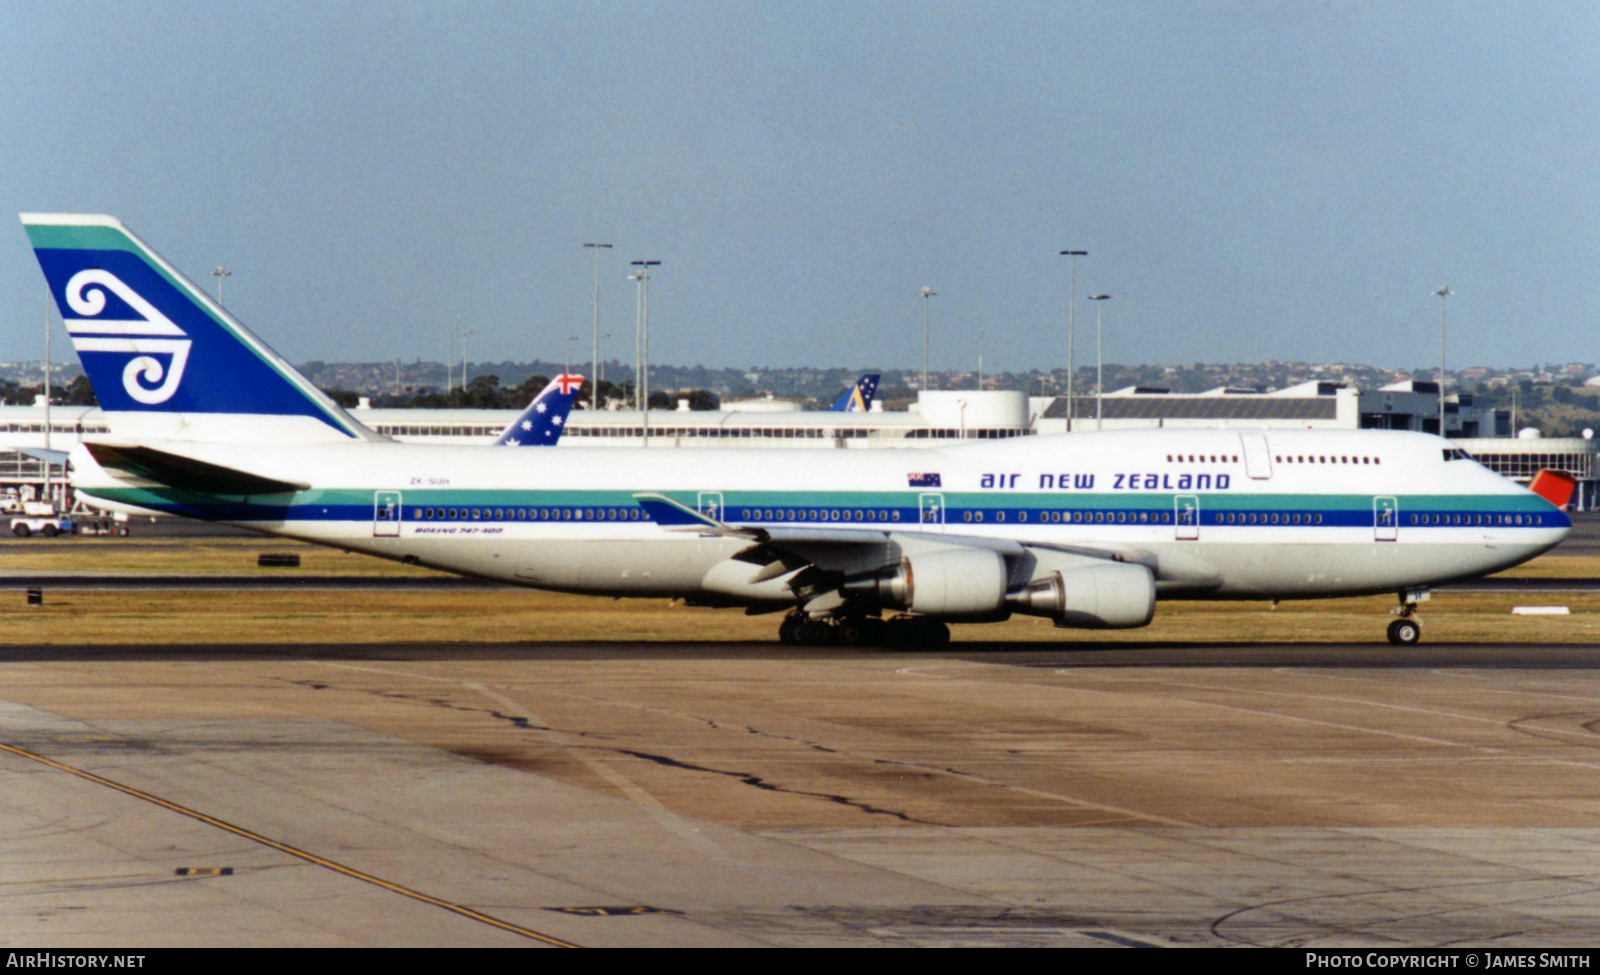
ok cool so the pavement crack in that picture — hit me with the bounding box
[616,749,935,824]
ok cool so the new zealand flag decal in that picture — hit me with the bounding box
[908,473,942,487]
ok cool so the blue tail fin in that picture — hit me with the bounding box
[496,374,583,446]
[830,373,880,412]
[20,213,379,442]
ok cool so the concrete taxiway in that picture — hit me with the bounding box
[3,641,1600,947]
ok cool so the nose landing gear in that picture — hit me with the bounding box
[1387,588,1429,645]
[1386,616,1421,645]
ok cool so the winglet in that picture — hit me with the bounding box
[1529,469,1577,509]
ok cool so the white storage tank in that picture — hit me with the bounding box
[914,390,1029,430]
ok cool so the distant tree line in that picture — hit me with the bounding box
[2,376,97,406]
[320,374,721,411]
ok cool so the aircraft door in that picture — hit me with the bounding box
[698,491,724,523]
[373,491,402,537]
[1374,496,1398,542]
[1240,433,1273,480]
[919,493,946,533]
[1175,494,1200,541]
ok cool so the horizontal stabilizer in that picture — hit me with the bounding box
[1529,469,1577,509]
[85,442,308,496]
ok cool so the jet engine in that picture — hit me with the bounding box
[842,548,1009,620]
[1005,562,1155,629]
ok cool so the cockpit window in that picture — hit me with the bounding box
[1442,448,1471,462]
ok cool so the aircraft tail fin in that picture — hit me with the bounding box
[1529,469,1577,509]
[829,373,880,412]
[496,374,583,446]
[20,213,381,443]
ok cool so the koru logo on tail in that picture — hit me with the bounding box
[62,269,192,404]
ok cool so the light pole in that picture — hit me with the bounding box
[461,329,474,396]
[631,260,660,442]
[627,270,644,409]
[1060,250,1086,428]
[1434,286,1452,436]
[1089,294,1111,431]
[563,335,579,377]
[583,243,611,410]
[918,286,937,393]
[210,266,232,304]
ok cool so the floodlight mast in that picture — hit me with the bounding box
[1434,286,1453,436]
[631,260,661,444]
[210,265,231,303]
[583,243,612,410]
[1089,294,1111,430]
[1060,250,1086,428]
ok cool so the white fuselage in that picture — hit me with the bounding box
[70,428,1569,609]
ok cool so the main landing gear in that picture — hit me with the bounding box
[778,612,950,648]
[1386,588,1429,645]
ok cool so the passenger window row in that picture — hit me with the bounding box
[739,508,901,522]
[1275,454,1379,465]
[1409,512,1542,526]
[414,507,643,521]
[1218,512,1324,525]
[964,509,1174,524]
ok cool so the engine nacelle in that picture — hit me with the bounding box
[1007,562,1155,629]
[842,548,1009,619]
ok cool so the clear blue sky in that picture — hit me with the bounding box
[3,1,1596,373]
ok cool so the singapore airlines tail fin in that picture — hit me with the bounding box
[496,374,583,446]
[19,213,382,444]
[829,373,880,412]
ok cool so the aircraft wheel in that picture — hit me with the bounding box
[778,614,804,645]
[798,619,836,646]
[837,618,886,646]
[12,524,30,538]
[1387,618,1422,646]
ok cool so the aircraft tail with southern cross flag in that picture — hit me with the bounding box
[495,374,583,446]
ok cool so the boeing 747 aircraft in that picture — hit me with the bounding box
[23,214,1573,646]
